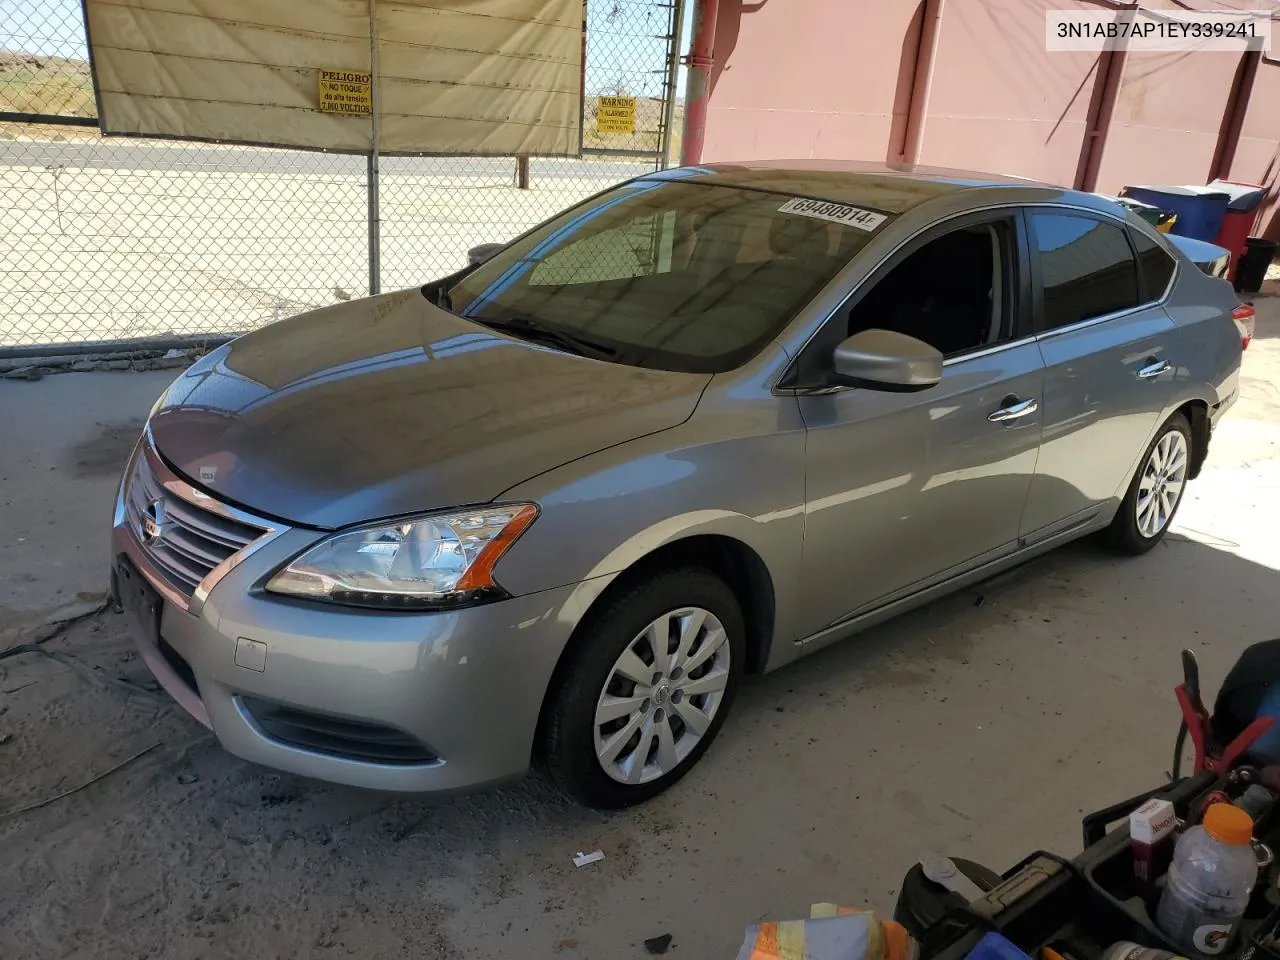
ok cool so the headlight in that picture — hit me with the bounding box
[265,504,537,609]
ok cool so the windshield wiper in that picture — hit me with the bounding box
[474,315,618,360]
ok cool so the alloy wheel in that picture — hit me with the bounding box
[593,606,731,785]
[1136,429,1188,538]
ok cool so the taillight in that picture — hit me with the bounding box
[1233,302,1255,350]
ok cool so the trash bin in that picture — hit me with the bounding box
[1121,185,1231,242]
[1115,196,1177,232]
[1208,179,1269,281]
[1235,237,1278,294]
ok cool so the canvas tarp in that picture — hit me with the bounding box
[84,0,583,155]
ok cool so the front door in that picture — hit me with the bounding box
[1020,211,1180,539]
[793,212,1045,639]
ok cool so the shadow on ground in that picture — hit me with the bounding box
[1,531,1276,960]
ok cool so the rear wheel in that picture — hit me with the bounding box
[1105,413,1191,554]
[542,568,745,809]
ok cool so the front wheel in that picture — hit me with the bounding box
[1105,413,1192,555]
[542,568,745,809]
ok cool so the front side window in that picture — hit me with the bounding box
[1031,213,1140,331]
[847,220,1012,358]
[445,181,891,373]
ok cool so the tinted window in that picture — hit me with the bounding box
[1031,213,1139,330]
[446,181,890,373]
[848,221,1010,357]
[1130,228,1177,301]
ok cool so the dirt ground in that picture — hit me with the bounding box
[1,292,1279,960]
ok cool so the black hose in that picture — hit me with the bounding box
[1173,720,1188,781]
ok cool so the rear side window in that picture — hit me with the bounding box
[1030,213,1140,331]
[1130,229,1177,301]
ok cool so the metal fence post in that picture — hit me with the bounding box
[367,152,381,296]
[367,0,381,296]
[660,0,686,170]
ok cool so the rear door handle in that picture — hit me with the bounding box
[1137,359,1171,380]
[988,397,1038,423]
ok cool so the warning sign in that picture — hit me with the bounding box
[318,69,372,116]
[595,96,636,134]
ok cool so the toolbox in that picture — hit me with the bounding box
[902,769,1280,960]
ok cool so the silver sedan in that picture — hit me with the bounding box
[111,161,1245,807]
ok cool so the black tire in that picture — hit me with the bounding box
[1104,412,1192,555]
[542,567,745,809]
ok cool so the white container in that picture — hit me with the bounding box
[1156,803,1257,955]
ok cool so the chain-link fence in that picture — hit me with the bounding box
[1,0,682,350]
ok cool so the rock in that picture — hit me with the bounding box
[177,771,200,785]
[644,933,673,955]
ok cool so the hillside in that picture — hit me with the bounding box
[0,51,95,117]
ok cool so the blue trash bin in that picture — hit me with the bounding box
[1120,185,1231,242]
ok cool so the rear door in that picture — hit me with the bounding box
[1020,209,1180,541]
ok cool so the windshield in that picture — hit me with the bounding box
[444,179,892,373]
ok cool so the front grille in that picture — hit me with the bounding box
[239,697,439,765]
[125,451,265,599]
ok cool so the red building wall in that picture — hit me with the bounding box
[914,0,1102,187]
[701,0,921,163]
[699,0,1280,237]
[1093,49,1241,191]
[1228,58,1280,237]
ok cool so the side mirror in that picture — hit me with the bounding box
[467,242,505,266]
[832,329,943,392]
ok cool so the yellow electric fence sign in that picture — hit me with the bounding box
[596,96,636,134]
[318,69,372,116]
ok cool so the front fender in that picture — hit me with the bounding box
[493,410,808,663]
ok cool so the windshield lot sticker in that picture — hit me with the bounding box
[777,198,887,232]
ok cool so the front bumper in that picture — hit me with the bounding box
[111,448,603,793]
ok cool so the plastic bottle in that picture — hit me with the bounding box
[1099,942,1188,960]
[1156,803,1257,955]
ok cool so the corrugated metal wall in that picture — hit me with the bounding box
[1232,54,1280,233]
[701,0,1280,238]
[1095,48,1240,189]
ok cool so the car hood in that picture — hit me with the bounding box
[148,289,710,528]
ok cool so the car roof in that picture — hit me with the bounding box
[641,159,1119,218]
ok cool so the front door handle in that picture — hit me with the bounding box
[1137,359,1171,380]
[988,397,1038,423]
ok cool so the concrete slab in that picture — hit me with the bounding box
[0,296,1278,960]
[0,369,173,618]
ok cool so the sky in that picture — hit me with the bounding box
[1,0,693,100]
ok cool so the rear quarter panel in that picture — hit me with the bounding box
[1160,250,1243,429]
